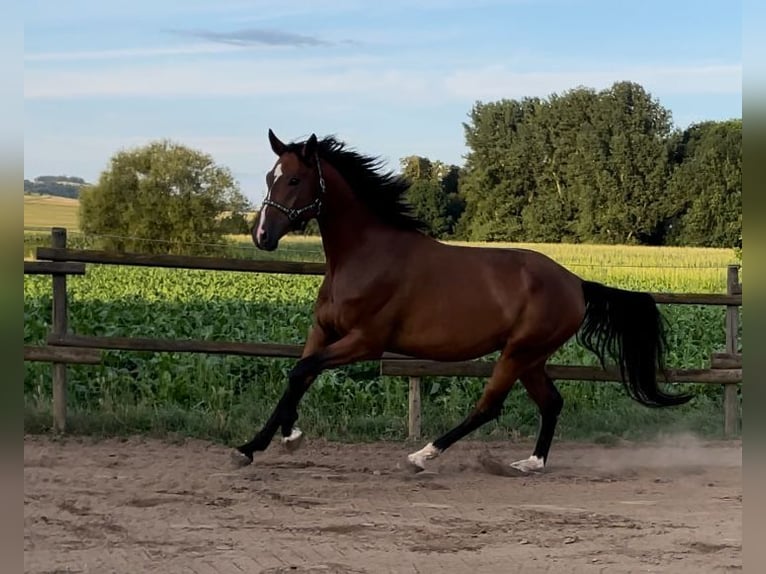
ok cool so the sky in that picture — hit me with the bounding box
[24,0,742,204]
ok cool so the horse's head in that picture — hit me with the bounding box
[253,129,325,251]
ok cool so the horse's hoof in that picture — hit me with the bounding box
[230,449,253,468]
[407,442,441,471]
[406,453,427,473]
[509,455,545,474]
[281,428,304,453]
[406,442,440,473]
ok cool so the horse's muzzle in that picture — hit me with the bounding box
[254,228,279,252]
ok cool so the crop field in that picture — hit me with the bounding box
[24,232,741,445]
[23,194,80,231]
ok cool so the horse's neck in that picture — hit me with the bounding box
[316,171,393,272]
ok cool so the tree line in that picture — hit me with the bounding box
[405,81,741,248]
[76,80,740,253]
[24,176,87,199]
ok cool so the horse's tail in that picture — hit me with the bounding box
[577,280,692,408]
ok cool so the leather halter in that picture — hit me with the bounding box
[260,154,326,222]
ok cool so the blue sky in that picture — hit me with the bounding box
[24,0,742,204]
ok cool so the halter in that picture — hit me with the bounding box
[260,154,326,223]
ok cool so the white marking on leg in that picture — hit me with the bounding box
[256,162,283,239]
[407,442,441,470]
[510,454,545,472]
[281,426,304,452]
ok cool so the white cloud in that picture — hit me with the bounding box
[24,57,435,103]
[444,63,742,100]
[25,50,741,105]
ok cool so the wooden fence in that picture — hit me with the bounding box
[24,227,743,438]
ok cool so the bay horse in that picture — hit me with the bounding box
[233,129,692,472]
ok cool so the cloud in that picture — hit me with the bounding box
[25,55,742,108]
[23,57,433,103]
[168,28,333,47]
[444,63,742,100]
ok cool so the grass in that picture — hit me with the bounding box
[24,194,80,231]
[24,389,729,446]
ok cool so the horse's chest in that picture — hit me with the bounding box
[314,281,381,336]
[315,296,355,336]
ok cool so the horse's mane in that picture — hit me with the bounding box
[285,136,427,232]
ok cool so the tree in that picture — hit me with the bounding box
[665,120,742,247]
[457,97,543,241]
[457,82,681,245]
[79,140,250,254]
[519,88,598,242]
[400,155,465,239]
[573,82,675,244]
[24,176,86,199]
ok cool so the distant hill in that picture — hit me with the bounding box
[24,175,91,199]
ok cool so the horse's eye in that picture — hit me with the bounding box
[288,177,300,186]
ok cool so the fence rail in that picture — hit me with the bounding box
[24,227,743,438]
[24,261,86,275]
[47,333,412,361]
[379,360,743,384]
[24,345,102,364]
[35,247,326,275]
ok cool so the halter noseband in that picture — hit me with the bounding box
[260,154,326,223]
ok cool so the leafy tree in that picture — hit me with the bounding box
[35,175,85,184]
[576,82,675,244]
[219,212,252,235]
[458,82,683,245]
[400,155,465,238]
[518,89,597,242]
[457,97,542,241]
[400,156,434,182]
[665,120,742,247]
[79,140,250,254]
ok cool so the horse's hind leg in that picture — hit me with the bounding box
[407,352,526,470]
[510,364,563,472]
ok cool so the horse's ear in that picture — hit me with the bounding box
[268,129,286,156]
[302,133,318,160]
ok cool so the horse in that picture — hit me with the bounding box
[232,129,692,472]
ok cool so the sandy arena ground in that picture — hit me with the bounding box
[24,434,741,574]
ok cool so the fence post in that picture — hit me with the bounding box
[723,264,740,437]
[408,377,422,440]
[51,227,69,433]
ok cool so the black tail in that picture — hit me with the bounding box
[577,281,692,408]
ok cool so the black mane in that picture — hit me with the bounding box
[286,136,427,232]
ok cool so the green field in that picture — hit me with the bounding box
[24,194,80,231]
[23,232,742,445]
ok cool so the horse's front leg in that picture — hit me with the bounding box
[233,328,378,466]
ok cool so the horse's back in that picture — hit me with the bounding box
[382,238,585,360]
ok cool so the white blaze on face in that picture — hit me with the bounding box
[256,162,283,239]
